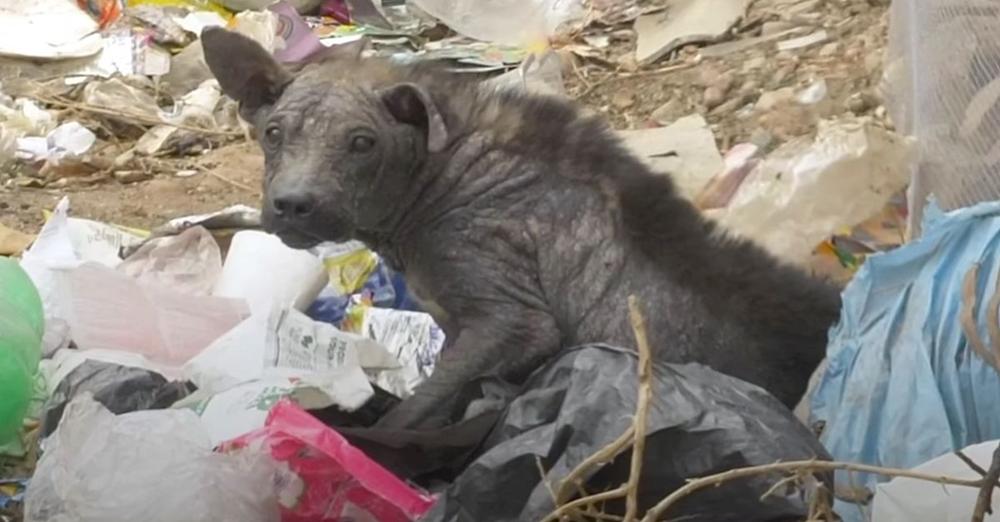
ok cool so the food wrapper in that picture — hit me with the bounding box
[221,398,436,522]
[344,304,445,399]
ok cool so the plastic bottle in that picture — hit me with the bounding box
[0,256,44,446]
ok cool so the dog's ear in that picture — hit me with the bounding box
[201,27,292,122]
[379,82,449,153]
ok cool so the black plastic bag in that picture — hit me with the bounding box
[41,359,192,438]
[418,344,830,522]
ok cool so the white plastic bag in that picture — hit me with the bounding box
[411,0,584,47]
[872,440,1000,522]
[25,394,279,522]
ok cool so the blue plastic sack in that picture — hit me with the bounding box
[810,199,1000,518]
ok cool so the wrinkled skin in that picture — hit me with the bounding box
[202,28,842,430]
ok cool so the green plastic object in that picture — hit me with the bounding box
[0,256,44,446]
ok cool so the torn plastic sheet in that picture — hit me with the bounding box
[810,199,1000,520]
[53,261,249,366]
[340,345,830,521]
[39,352,192,438]
[25,394,279,522]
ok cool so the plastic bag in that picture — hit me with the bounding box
[411,0,584,48]
[811,199,1000,519]
[25,394,279,522]
[39,355,191,438]
[423,345,830,521]
[221,399,436,521]
[872,440,1000,522]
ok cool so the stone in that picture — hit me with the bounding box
[651,98,684,125]
[819,42,840,57]
[611,91,636,110]
[114,170,153,184]
[755,87,796,112]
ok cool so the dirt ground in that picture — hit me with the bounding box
[0,0,889,237]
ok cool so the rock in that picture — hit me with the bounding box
[771,63,798,88]
[755,87,796,112]
[114,170,153,184]
[739,79,761,97]
[846,92,874,115]
[743,56,767,72]
[762,21,796,36]
[702,72,736,111]
[611,91,636,110]
[819,42,840,57]
[710,93,753,116]
[651,98,684,125]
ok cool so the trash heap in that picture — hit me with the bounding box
[5,0,1000,521]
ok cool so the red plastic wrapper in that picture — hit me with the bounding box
[77,0,124,29]
[221,399,436,522]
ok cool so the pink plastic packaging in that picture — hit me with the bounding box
[221,399,436,522]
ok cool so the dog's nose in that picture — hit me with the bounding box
[272,193,316,219]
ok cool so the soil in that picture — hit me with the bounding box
[0,0,889,238]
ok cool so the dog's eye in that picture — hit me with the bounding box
[350,135,375,153]
[264,125,282,144]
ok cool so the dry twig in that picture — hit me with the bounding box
[972,443,1000,522]
[574,62,697,99]
[203,168,259,193]
[624,296,653,521]
[961,264,998,370]
[544,295,655,522]
[638,459,992,522]
[29,94,244,138]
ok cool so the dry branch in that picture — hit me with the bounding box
[972,442,1000,522]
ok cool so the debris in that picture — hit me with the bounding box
[270,1,326,63]
[618,113,724,201]
[872,440,1000,521]
[16,121,96,165]
[755,87,796,112]
[82,78,160,121]
[0,0,104,59]
[698,26,804,58]
[212,230,328,316]
[484,51,566,97]
[24,394,279,522]
[182,306,386,402]
[0,478,28,511]
[118,226,222,296]
[221,398,436,522]
[634,0,752,65]
[796,78,828,105]
[707,118,913,264]
[650,97,684,125]
[695,142,761,210]
[0,257,44,453]
[112,169,153,184]
[411,0,585,48]
[218,0,322,12]
[38,348,191,438]
[55,262,249,365]
[0,223,33,256]
[420,344,830,521]
[776,29,829,52]
[810,199,1000,513]
[343,304,445,399]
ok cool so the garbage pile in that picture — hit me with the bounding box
[6,0,1000,521]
